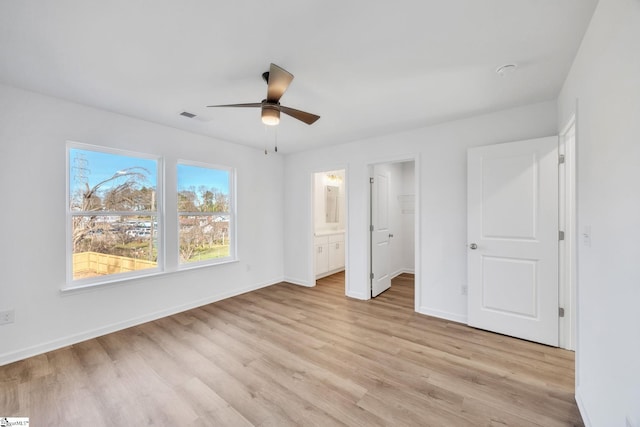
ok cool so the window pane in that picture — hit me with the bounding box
[67,145,161,287]
[70,148,157,212]
[178,215,230,263]
[177,164,230,213]
[178,163,232,266]
[72,214,158,280]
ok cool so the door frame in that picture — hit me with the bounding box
[367,155,420,310]
[309,166,349,293]
[559,114,577,350]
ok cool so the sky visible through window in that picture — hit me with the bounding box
[70,148,157,193]
[70,149,230,195]
[177,164,230,195]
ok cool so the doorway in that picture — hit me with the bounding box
[312,170,346,286]
[369,160,416,298]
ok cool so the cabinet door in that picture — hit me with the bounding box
[328,241,345,271]
[315,244,329,275]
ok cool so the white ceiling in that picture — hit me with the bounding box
[0,1,598,153]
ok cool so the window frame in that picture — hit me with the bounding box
[65,142,164,290]
[176,159,237,270]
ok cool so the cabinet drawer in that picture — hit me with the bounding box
[314,236,329,245]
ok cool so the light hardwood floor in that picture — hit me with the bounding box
[0,273,583,426]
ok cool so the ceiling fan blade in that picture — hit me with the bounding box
[266,63,294,103]
[280,106,320,125]
[206,102,262,108]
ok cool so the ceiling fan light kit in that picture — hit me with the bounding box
[261,103,280,126]
[208,63,320,126]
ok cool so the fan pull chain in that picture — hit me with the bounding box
[274,127,278,153]
[264,125,268,155]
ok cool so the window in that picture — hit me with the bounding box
[177,162,235,267]
[67,144,161,287]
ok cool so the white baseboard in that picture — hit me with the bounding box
[391,268,415,278]
[0,278,281,367]
[283,276,314,287]
[315,267,345,280]
[346,290,368,300]
[418,306,467,324]
[575,386,592,427]
[284,273,365,299]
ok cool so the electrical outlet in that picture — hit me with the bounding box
[0,309,15,325]
[461,285,468,296]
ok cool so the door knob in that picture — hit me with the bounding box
[469,243,478,250]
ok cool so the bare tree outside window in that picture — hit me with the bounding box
[68,147,160,282]
[177,163,233,265]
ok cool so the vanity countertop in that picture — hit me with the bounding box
[314,230,345,237]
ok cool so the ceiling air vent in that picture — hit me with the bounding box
[178,110,213,122]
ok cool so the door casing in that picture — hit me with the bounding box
[559,115,577,351]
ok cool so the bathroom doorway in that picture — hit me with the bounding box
[312,169,346,286]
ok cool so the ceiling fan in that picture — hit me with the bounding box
[207,63,320,127]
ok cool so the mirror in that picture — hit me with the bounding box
[325,185,339,223]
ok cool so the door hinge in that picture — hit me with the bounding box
[370,272,374,280]
[369,177,374,184]
[559,307,565,317]
[559,154,565,165]
[370,224,374,232]
[559,230,565,241]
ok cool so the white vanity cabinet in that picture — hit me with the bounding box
[314,236,330,276]
[328,234,345,271]
[314,232,345,278]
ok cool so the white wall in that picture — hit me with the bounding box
[0,84,284,365]
[283,101,557,317]
[557,0,640,425]
[401,161,415,273]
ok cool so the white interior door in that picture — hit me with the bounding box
[467,136,559,346]
[371,169,391,297]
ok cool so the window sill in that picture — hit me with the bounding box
[61,258,239,294]
[177,257,238,272]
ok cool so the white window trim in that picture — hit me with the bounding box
[176,159,237,270]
